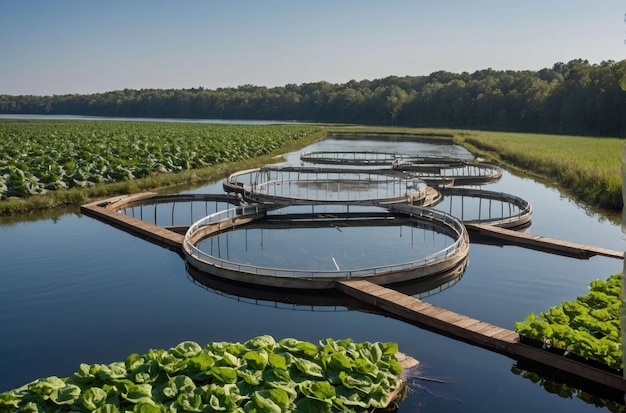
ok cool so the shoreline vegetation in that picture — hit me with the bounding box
[0,120,622,221]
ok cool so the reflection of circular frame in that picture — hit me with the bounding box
[183,203,469,289]
[185,256,467,311]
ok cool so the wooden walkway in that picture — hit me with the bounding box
[337,279,626,392]
[465,223,624,259]
[81,199,184,251]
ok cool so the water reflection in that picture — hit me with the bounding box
[185,257,466,311]
[198,215,455,271]
[511,362,625,412]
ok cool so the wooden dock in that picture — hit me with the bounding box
[337,279,626,392]
[465,223,624,259]
[81,199,184,251]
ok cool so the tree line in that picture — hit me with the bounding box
[2,59,625,138]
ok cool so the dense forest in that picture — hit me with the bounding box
[2,59,626,138]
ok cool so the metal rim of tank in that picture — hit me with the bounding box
[299,151,470,168]
[223,166,441,207]
[437,187,532,228]
[393,162,503,185]
[300,151,398,166]
[182,203,470,289]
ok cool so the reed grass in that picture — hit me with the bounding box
[453,130,623,212]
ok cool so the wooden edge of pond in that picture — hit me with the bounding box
[337,279,626,393]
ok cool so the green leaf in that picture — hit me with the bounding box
[80,386,108,410]
[95,403,121,413]
[171,341,203,359]
[254,389,291,411]
[72,363,99,384]
[379,342,398,357]
[134,402,166,413]
[0,391,22,410]
[121,383,153,403]
[176,391,204,412]
[125,353,146,371]
[279,338,319,359]
[264,381,298,401]
[289,356,324,378]
[221,351,242,368]
[161,375,196,399]
[27,376,67,397]
[156,353,187,375]
[211,366,238,384]
[338,371,373,392]
[243,391,282,413]
[244,350,269,370]
[50,383,81,405]
[238,368,264,386]
[262,367,291,383]
[335,386,368,408]
[327,353,353,371]
[294,397,332,413]
[187,352,215,372]
[245,335,276,351]
[363,384,391,408]
[298,381,336,403]
[353,358,375,375]
[203,383,246,411]
[97,362,128,381]
[268,353,287,370]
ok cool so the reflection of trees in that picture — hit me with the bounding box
[3,59,626,137]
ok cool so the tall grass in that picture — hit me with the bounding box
[453,130,623,212]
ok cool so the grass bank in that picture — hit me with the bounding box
[451,130,623,213]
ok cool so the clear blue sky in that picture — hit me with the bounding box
[1,0,625,96]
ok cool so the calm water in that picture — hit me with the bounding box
[1,136,624,412]
[198,216,453,272]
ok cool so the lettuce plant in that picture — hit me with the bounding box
[0,336,404,413]
[515,274,622,370]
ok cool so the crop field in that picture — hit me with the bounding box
[0,120,321,199]
[456,131,624,211]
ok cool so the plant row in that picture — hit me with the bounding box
[0,336,403,413]
[515,274,622,371]
[0,120,320,199]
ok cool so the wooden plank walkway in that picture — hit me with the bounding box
[465,223,624,259]
[81,200,184,251]
[337,279,626,392]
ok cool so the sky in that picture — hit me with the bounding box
[1,0,625,96]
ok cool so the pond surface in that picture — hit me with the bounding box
[1,135,624,412]
[198,211,454,272]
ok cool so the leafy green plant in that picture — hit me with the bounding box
[0,120,320,200]
[0,336,404,413]
[515,274,623,370]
